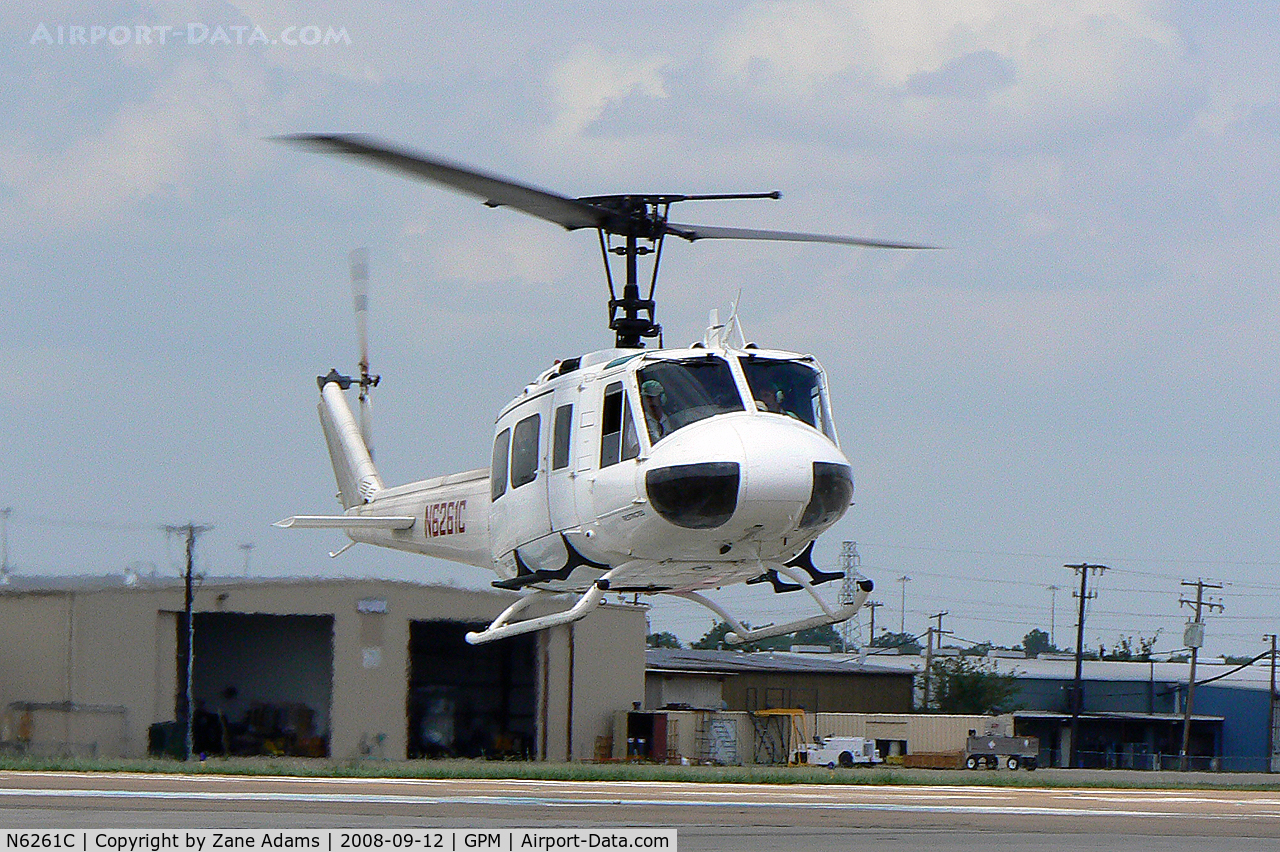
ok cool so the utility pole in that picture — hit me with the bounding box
[897,575,911,634]
[865,600,883,643]
[1265,633,1277,774]
[1065,563,1107,768]
[163,522,212,762]
[1047,584,1061,648]
[1177,579,1223,771]
[922,611,951,711]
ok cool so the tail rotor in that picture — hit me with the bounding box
[349,247,380,455]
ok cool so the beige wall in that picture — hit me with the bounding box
[659,710,1014,765]
[723,672,914,714]
[645,671,726,711]
[0,579,647,761]
[569,602,647,762]
[537,602,647,762]
[0,588,182,756]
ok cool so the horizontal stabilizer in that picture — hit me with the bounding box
[274,515,415,530]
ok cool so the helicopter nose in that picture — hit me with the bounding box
[799,461,854,529]
[645,461,740,529]
[643,413,851,534]
[734,417,851,532]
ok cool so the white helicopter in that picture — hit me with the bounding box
[275,135,931,645]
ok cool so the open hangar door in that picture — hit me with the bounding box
[408,621,536,759]
[189,613,334,757]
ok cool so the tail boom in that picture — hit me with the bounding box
[284,374,494,569]
[319,376,383,508]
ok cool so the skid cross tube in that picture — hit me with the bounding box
[669,569,872,645]
[465,571,619,645]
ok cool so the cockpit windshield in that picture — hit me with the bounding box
[636,357,744,443]
[739,357,832,437]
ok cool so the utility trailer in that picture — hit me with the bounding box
[964,734,1039,771]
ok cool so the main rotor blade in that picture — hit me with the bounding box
[281,134,609,231]
[666,222,938,250]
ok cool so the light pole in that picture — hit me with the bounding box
[1265,633,1277,774]
[1,507,12,584]
[1047,584,1061,648]
[239,542,255,576]
[897,575,911,634]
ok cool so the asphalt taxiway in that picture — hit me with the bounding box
[3,771,1278,852]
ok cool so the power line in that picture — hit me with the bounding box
[860,540,1280,571]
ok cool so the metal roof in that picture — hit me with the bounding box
[645,648,1273,693]
[1013,709,1224,723]
[768,650,1277,693]
[645,648,911,677]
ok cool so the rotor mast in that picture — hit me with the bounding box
[593,192,782,349]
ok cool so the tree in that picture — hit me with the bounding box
[646,631,682,649]
[870,631,922,655]
[692,622,734,650]
[928,655,1020,714]
[1021,629,1061,658]
[792,624,842,650]
[691,622,794,652]
[1101,634,1159,662]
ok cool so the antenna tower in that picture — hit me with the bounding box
[839,541,862,652]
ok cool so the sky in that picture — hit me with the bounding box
[2,2,1278,658]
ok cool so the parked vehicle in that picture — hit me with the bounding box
[964,734,1039,770]
[791,735,882,768]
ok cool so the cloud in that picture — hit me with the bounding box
[903,49,1016,99]
[543,43,671,144]
[709,0,1191,147]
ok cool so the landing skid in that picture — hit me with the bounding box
[465,564,870,647]
[670,564,873,645]
[465,571,618,645]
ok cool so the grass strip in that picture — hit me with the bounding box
[1,755,1278,791]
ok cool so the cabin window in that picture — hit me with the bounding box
[491,428,510,501]
[621,399,639,461]
[510,413,541,489]
[739,358,832,437]
[600,381,639,467]
[636,357,744,444]
[552,404,573,470]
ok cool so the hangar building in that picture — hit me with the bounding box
[0,575,645,761]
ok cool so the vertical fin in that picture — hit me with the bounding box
[317,375,384,508]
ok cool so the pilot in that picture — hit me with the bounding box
[640,380,669,439]
[760,380,801,420]
[756,388,784,413]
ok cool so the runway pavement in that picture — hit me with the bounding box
[3,771,1279,852]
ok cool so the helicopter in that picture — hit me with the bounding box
[275,134,932,645]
